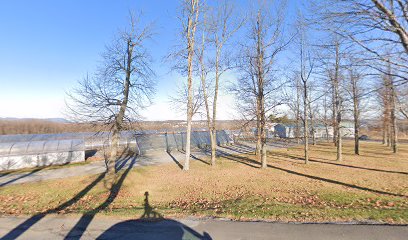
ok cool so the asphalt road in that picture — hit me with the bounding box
[0,215,406,240]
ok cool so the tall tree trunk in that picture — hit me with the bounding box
[382,114,386,145]
[296,79,301,144]
[256,112,261,157]
[390,77,398,153]
[332,86,337,146]
[256,10,267,168]
[309,101,316,146]
[108,40,133,175]
[323,95,330,142]
[354,116,359,155]
[334,41,342,161]
[211,46,221,166]
[303,81,309,164]
[351,72,360,155]
[260,94,267,168]
[108,126,119,174]
[184,0,199,171]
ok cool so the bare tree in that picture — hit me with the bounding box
[66,13,155,177]
[378,61,399,153]
[197,1,243,166]
[333,41,343,161]
[233,0,289,168]
[348,68,362,155]
[297,12,314,164]
[169,82,205,119]
[379,76,392,145]
[386,63,399,153]
[313,0,408,84]
[322,92,331,142]
[184,0,200,171]
[286,74,302,144]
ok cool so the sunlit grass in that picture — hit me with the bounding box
[0,141,407,223]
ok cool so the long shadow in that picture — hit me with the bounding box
[1,171,107,240]
[0,168,44,187]
[64,155,137,239]
[115,153,133,172]
[190,154,210,165]
[96,191,212,240]
[223,154,407,198]
[221,145,253,154]
[1,151,133,240]
[311,148,387,160]
[217,150,260,168]
[269,164,407,198]
[0,172,12,178]
[167,151,183,170]
[272,152,408,175]
[1,147,132,188]
[176,149,210,166]
[232,143,256,152]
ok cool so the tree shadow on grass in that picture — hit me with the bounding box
[96,191,212,240]
[0,162,79,187]
[167,151,183,170]
[1,171,107,240]
[222,154,407,198]
[310,148,387,160]
[0,168,44,187]
[176,149,211,166]
[1,151,134,240]
[218,150,261,168]
[64,155,137,239]
[272,152,408,175]
[0,172,12,178]
[220,144,255,154]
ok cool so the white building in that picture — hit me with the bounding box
[274,121,354,139]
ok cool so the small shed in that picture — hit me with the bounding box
[274,124,297,138]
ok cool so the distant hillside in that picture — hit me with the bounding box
[0,118,245,135]
[0,117,70,123]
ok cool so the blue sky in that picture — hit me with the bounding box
[0,0,300,120]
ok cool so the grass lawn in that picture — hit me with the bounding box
[0,141,407,224]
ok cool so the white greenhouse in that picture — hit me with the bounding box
[0,139,85,171]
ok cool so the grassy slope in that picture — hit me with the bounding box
[0,141,407,223]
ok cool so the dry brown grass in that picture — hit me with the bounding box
[0,141,407,223]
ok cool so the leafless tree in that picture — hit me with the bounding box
[332,40,343,161]
[347,67,363,154]
[179,0,200,171]
[313,0,408,84]
[296,12,314,164]
[286,74,302,144]
[197,0,243,166]
[233,0,289,168]
[66,13,155,177]
[169,81,205,119]
[322,92,332,142]
[380,62,399,153]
